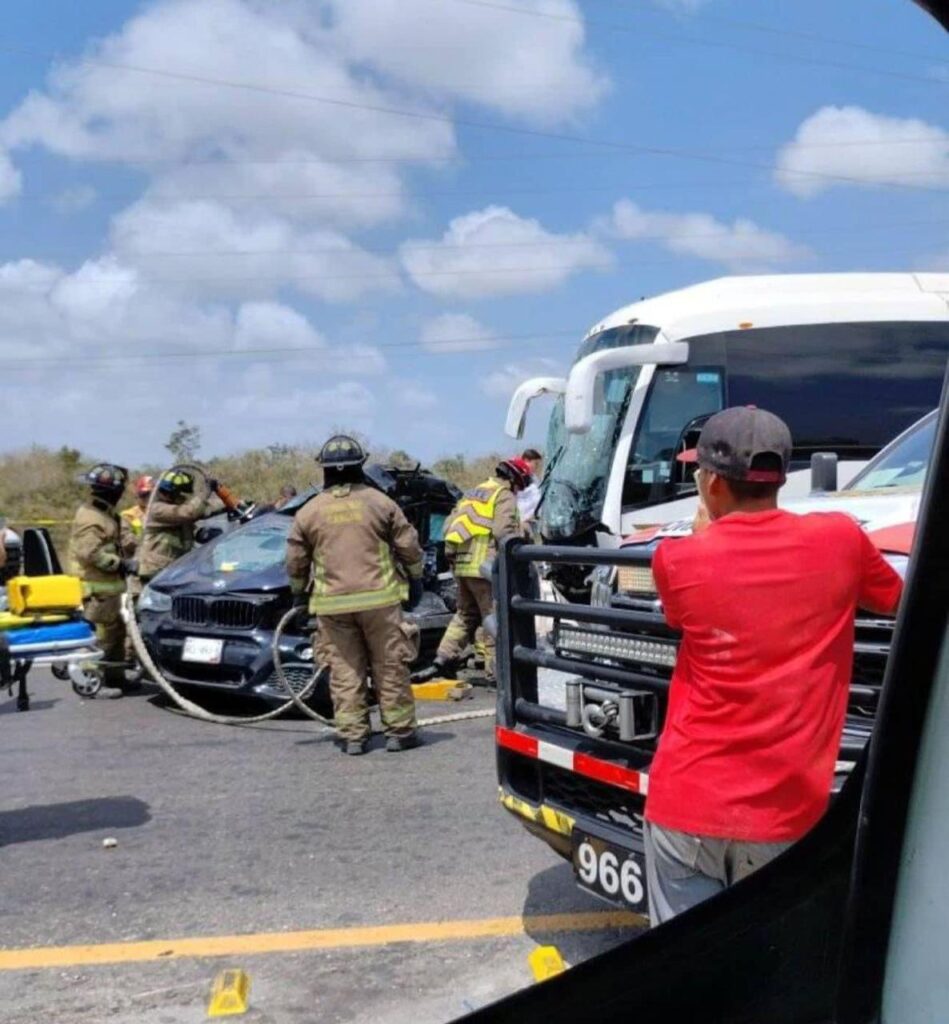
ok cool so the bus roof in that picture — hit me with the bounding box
[586,273,949,344]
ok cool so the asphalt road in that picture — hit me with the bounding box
[0,672,644,1023]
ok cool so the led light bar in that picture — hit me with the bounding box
[616,564,657,595]
[558,627,678,668]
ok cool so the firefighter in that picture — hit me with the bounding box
[67,464,136,698]
[285,435,425,756]
[137,469,213,583]
[413,457,531,685]
[120,475,154,552]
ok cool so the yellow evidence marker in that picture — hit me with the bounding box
[529,945,566,982]
[207,969,251,1017]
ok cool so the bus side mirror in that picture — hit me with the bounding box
[505,377,567,439]
[811,452,838,493]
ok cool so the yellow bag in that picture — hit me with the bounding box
[6,575,83,615]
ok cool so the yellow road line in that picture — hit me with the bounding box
[0,911,645,972]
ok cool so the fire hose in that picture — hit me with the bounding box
[123,597,495,730]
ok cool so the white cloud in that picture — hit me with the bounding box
[480,357,562,399]
[401,206,611,299]
[775,105,949,198]
[234,301,325,351]
[51,257,140,324]
[604,199,808,271]
[420,312,496,353]
[0,0,454,170]
[110,198,401,302]
[393,380,439,410]
[331,0,607,126]
[0,149,22,203]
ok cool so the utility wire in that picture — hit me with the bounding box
[447,0,948,86]
[13,164,947,206]
[0,41,943,193]
[606,0,949,65]
[3,228,946,288]
[0,329,582,371]
[17,133,930,171]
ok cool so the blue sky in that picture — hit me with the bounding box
[0,0,945,466]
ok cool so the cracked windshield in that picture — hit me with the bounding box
[0,1,946,1022]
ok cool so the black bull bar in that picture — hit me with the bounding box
[493,537,869,763]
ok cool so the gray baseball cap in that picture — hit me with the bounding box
[677,406,792,483]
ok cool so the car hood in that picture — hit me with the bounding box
[621,490,921,554]
[151,513,290,594]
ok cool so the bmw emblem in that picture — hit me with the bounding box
[212,578,227,591]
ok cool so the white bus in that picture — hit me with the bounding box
[507,273,949,549]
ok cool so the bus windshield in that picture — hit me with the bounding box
[540,324,658,540]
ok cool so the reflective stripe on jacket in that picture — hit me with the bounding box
[120,505,144,538]
[444,477,520,578]
[68,499,126,597]
[285,483,424,616]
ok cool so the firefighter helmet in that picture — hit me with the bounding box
[157,469,196,497]
[317,435,368,468]
[496,457,533,492]
[135,474,155,497]
[85,464,129,505]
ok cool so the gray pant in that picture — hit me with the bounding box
[644,821,791,925]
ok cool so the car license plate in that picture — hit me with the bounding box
[572,829,646,910]
[182,637,224,664]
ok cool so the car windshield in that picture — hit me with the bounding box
[540,324,659,540]
[848,412,936,492]
[208,518,291,573]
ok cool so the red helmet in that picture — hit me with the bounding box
[496,457,533,491]
[135,475,155,497]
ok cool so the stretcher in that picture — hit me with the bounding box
[0,615,103,710]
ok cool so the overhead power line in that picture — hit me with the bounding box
[13,162,948,207]
[0,328,583,371]
[0,41,943,193]
[606,0,949,65]
[447,0,949,86]
[1,216,945,286]
[1,238,941,291]
[13,132,929,172]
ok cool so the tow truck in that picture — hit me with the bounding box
[495,410,933,913]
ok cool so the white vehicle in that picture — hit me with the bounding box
[507,274,949,552]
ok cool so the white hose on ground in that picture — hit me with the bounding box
[124,597,494,731]
[122,594,327,728]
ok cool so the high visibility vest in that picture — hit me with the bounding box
[444,478,505,578]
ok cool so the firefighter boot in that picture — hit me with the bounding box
[345,739,369,756]
[410,658,457,685]
[386,732,421,753]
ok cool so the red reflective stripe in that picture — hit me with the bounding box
[497,726,646,795]
[495,725,539,758]
[574,752,644,794]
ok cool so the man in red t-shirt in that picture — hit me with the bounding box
[645,406,903,923]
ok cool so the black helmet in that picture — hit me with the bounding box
[85,463,129,505]
[157,468,196,497]
[317,435,367,468]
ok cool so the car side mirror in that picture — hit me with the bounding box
[810,452,838,493]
